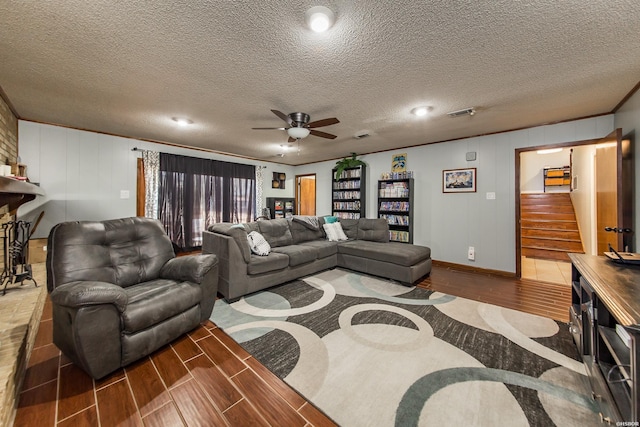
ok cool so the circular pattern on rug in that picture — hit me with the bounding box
[338,303,434,351]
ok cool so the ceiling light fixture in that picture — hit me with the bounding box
[536,148,563,155]
[287,127,311,139]
[306,6,335,33]
[411,106,432,117]
[172,117,193,127]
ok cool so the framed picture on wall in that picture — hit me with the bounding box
[443,168,476,193]
[391,153,407,172]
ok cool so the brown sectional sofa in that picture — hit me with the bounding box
[202,216,431,301]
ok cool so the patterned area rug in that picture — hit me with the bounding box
[211,268,600,426]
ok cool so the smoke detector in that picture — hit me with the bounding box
[447,107,476,118]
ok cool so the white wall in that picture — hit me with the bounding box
[570,145,597,255]
[614,88,640,252]
[19,115,615,271]
[18,121,295,238]
[297,115,614,272]
[520,149,571,193]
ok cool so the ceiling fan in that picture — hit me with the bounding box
[252,110,340,142]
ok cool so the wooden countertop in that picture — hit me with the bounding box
[569,253,640,326]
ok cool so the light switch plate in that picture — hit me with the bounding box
[120,190,130,199]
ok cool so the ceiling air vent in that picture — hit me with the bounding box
[354,131,370,139]
[447,107,476,118]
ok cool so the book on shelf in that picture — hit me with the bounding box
[379,181,410,197]
[389,230,409,242]
[274,201,283,209]
[285,201,293,209]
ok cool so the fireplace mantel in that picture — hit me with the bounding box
[0,177,45,214]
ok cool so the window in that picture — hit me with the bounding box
[158,153,255,250]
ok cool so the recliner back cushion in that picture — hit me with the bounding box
[257,219,293,248]
[357,218,390,243]
[47,217,175,291]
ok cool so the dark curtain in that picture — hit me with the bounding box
[158,153,255,250]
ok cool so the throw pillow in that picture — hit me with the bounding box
[247,231,271,256]
[323,215,339,224]
[323,222,348,242]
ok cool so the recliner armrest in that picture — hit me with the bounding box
[160,254,219,284]
[50,281,128,312]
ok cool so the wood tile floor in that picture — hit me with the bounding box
[14,265,571,426]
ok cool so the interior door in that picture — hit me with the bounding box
[296,174,316,215]
[595,129,633,254]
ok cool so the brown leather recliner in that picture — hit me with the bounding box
[46,217,218,379]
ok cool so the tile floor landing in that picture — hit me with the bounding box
[521,256,572,285]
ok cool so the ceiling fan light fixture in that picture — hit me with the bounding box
[287,127,311,139]
[306,6,335,33]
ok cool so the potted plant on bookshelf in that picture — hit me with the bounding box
[334,153,366,181]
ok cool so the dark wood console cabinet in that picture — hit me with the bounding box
[569,253,640,424]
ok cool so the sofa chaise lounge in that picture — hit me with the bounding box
[202,216,431,301]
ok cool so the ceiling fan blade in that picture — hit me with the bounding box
[271,109,292,125]
[306,117,339,128]
[309,129,337,139]
[252,127,287,130]
[288,136,296,143]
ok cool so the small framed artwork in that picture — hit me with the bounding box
[443,168,476,193]
[391,153,407,172]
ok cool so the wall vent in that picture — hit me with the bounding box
[447,107,476,118]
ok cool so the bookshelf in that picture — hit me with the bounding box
[266,197,295,219]
[377,178,414,243]
[332,165,366,219]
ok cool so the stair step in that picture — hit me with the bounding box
[521,212,577,221]
[522,247,574,261]
[521,228,581,240]
[521,220,579,231]
[521,204,575,213]
[522,237,583,251]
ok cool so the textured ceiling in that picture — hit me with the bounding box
[1,1,639,165]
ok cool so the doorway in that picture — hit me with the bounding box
[295,174,316,216]
[515,130,633,282]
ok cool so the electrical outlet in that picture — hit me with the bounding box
[468,246,475,261]
[486,192,496,200]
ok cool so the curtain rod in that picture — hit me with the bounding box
[131,147,151,152]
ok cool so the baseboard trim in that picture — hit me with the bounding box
[432,260,516,278]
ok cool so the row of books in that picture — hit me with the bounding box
[337,169,361,179]
[380,171,414,180]
[333,201,361,211]
[333,180,361,190]
[275,212,293,219]
[380,214,409,225]
[335,212,361,219]
[333,191,361,200]
[389,230,410,242]
[379,201,409,212]
[274,201,293,209]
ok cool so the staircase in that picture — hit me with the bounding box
[521,193,584,261]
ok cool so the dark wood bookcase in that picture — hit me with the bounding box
[377,178,414,243]
[331,165,366,219]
